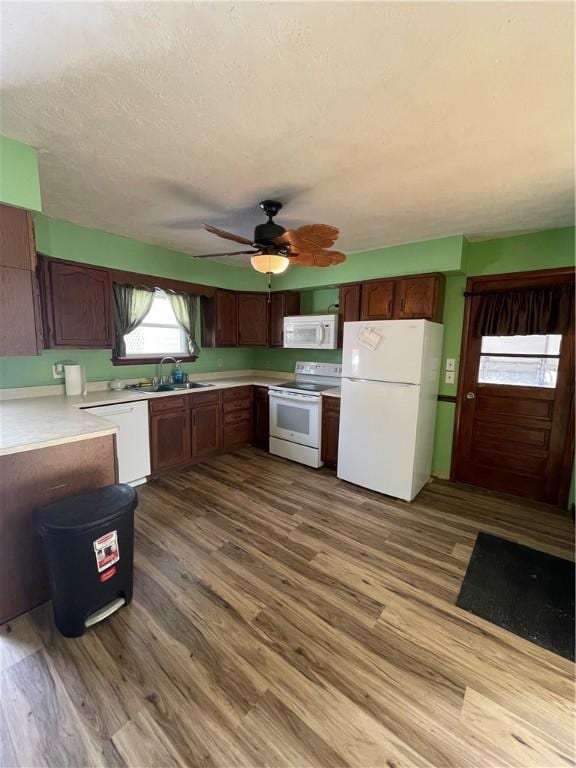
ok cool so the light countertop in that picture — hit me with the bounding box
[0,373,340,457]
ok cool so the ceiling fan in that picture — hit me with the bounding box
[193,200,346,274]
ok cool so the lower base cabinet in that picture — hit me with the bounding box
[321,397,341,468]
[0,435,117,624]
[150,397,191,472]
[222,387,253,450]
[192,401,221,458]
[253,386,270,450]
[149,386,256,475]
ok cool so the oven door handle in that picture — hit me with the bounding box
[269,391,317,404]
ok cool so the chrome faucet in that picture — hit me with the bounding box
[157,356,178,385]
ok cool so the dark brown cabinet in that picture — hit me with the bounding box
[0,268,43,356]
[202,289,237,347]
[203,289,299,348]
[238,293,268,347]
[338,284,362,345]
[321,397,341,468]
[0,204,37,270]
[253,386,270,450]
[149,387,256,475]
[336,273,445,345]
[150,397,191,472]
[191,391,221,459]
[361,279,395,321]
[40,258,113,348]
[0,203,42,356]
[222,386,253,449]
[269,292,300,346]
[396,275,444,322]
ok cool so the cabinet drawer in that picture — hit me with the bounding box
[223,396,252,414]
[222,386,253,403]
[189,390,220,408]
[323,396,341,412]
[149,395,187,414]
[223,409,252,426]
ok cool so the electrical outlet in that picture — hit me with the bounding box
[445,370,455,384]
[52,363,64,378]
[217,358,223,369]
[445,358,456,371]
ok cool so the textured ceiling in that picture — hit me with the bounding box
[1,2,574,266]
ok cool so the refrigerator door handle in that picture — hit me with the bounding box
[347,378,416,386]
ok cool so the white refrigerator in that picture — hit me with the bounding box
[337,319,443,502]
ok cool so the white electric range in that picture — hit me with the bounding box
[268,361,342,468]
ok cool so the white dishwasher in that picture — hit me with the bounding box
[84,400,151,486]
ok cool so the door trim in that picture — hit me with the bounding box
[451,266,575,507]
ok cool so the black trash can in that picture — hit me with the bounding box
[37,484,138,637]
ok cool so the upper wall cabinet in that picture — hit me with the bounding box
[203,289,300,348]
[238,293,269,347]
[0,205,37,270]
[0,204,43,356]
[338,283,361,347]
[202,289,237,347]
[39,257,113,348]
[269,292,300,347]
[395,275,445,322]
[361,279,395,321]
[339,273,445,343]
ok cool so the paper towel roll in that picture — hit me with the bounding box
[64,364,86,396]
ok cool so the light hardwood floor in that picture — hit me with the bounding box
[1,447,574,768]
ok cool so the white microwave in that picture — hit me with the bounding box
[283,314,338,349]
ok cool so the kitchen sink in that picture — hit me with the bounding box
[127,384,173,393]
[127,382,213,394]
[172,382,213,389]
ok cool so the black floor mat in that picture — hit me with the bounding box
[456,533,575,661]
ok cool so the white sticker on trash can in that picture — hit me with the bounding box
[93,530,120,573]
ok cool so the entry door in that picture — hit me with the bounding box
[453,272,574,506]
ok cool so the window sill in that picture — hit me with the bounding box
[112,355,198,366]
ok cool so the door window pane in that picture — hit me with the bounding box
[478,356,559,388]
[481,334,561,355]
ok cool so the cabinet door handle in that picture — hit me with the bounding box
[47,482,68,491]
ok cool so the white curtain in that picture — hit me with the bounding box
[168,293,200,357]
[113,284,155,358]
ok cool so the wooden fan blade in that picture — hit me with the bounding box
[288,250,346,267]
[192,250,257,259]
[276,224,339,253]
[203,224,253,245]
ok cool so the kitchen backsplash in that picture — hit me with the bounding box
[0,347,255,389]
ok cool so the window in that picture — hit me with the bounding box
[123,290,188,357]
[478,334,561,388]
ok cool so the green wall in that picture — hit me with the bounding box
[34,215,266,291]
[273,235,465,291]
[0,348,255,389]
[0,136,42,212]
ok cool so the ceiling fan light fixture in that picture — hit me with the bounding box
[250,253,290,275]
